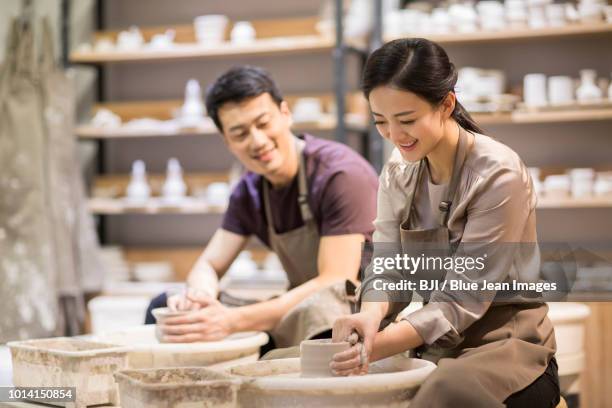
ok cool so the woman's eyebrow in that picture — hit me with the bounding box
[394,110,415,117]
[371,110,416,117]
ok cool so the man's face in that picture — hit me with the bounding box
[218,93,294,177]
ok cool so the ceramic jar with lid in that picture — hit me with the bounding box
[576,69,603,104]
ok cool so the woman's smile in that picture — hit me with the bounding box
[398,138,419,153]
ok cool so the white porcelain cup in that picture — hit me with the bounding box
[528,6,547,28]
[548,76,574,106]
[578,2,604,23]
[568,168,595,198]
[206,182,230,207]
[231,21,256,44]
[524,74,548,108]
[543,175,571,199]
[194,15,229,45]
[384,10,405,36]
[606,5,612,23]
[545,4,566,26]
[292,97,323,122]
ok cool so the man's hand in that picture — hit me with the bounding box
[166,293,202,312]
[160,293,238,342]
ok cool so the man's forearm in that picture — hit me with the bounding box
[231,276,343,332]
[186,257,220,297]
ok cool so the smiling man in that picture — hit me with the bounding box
[145,66,378,351]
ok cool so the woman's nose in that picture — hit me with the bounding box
[388,121,404,143]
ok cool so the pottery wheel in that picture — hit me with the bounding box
[228,355,436,408]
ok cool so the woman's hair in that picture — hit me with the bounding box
[362,38,483,134]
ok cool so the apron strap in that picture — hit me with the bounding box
[263,137,311,233]
[40,17,56,74]
[295,138,313,222]
[14,15,37,78]
[439,126,471,227]
[402,160,425,230]
[0,19,20,102]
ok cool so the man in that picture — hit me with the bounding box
[146,66,378,350]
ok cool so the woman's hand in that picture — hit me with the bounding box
[330,309,384,376]
[161,293,238,342]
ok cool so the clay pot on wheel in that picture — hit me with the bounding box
[300,339,350,377]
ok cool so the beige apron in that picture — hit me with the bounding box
[263,138,352,348]
[400,128,556,407]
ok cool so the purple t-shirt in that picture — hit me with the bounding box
[221,134,378,247]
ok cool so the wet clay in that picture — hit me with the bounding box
[299,339,350,377]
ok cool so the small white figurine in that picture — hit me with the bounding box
[126,160,151,202]
[162,158,188,202]
[179,79,206,127]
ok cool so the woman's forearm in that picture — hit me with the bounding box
[360,301,389,321]
[371,319,424,362]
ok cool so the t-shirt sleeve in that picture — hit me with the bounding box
[221,180,252,237]
[318,169,377,237]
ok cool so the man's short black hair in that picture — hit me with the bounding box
[205,65,284,132]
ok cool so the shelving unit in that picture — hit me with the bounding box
[73,0,372,261]
[384,21,612,45]
[537,196,612,209]
[75,92,370,139]
[71,16,366,64]
[87,198,223,215]
[76,117,368,139]
[87,195,612,214]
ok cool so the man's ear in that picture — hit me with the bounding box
[280,100,293,127]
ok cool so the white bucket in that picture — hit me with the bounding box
[88,296,151,334]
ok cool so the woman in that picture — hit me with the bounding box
[330,38,560,408]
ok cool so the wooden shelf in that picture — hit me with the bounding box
[71,36,339,64]
[89,196,612,214]
[76,116,367,139]
[76,125,212,139]
[471,112,514,125]
[473,107,612,125]
[537,196,612,209]
[76,94,370,139]
[69,17,366,64]
[512,107,612,124]
[88,197,225,215]
[93,172,229,197]
[384,22,612,45]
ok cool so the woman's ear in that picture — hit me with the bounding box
[441,92,456,119]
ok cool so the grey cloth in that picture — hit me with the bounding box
[39,18,104,333]
[0,19,59,342]
[0,18,103,341]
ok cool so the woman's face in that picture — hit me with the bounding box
[368,86,449,162]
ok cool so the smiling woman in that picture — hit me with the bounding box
[331,38,560,408]
[363,39,483,183]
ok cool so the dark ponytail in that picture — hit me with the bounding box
[362,38,483,134]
